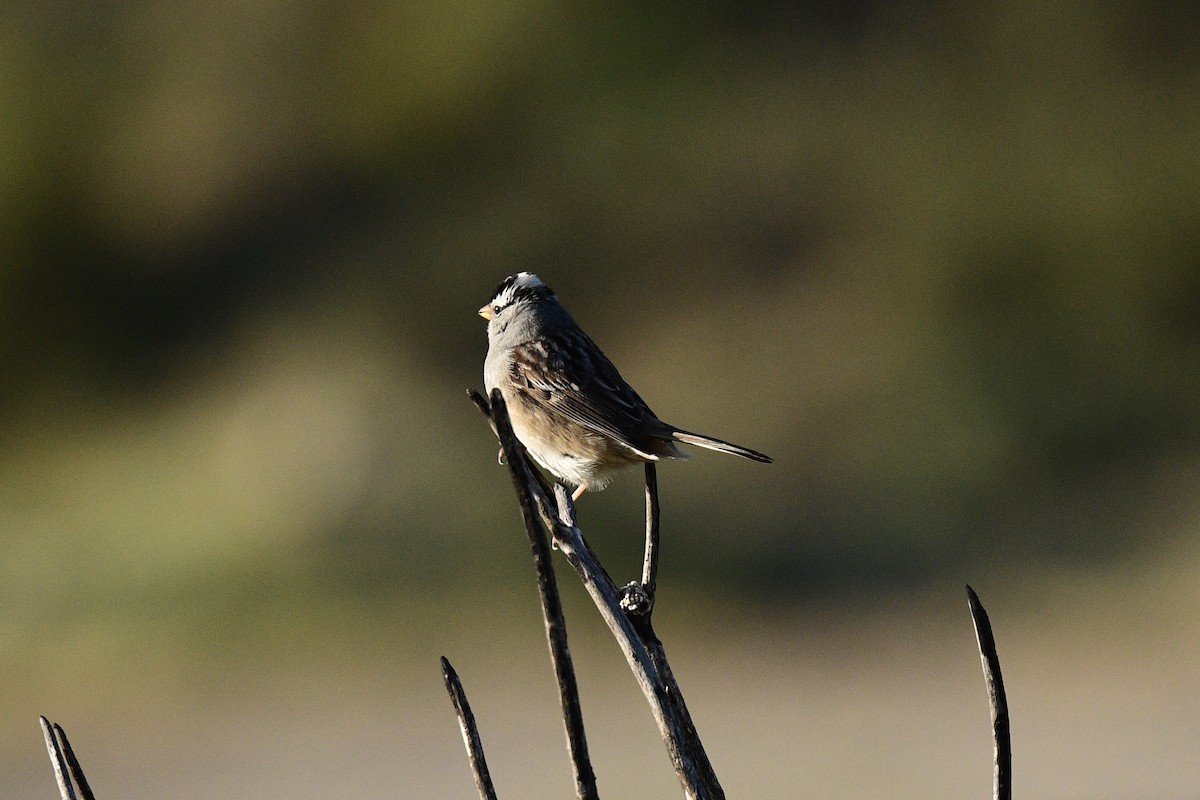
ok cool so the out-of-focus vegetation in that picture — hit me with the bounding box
[3,0,1197,610]
[2,2,1200,796]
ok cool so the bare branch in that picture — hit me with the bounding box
[468,387,492,421]
[641,464,660,595]
[40,719,96,800]
[441,657,499,800]
[470,389,556,498]
[486,389,599,800]
[40,717,76,800]
[966,585,1011,800]
[478,389,723,799]
[637,629,724,799]
[548,483,716,800]
[51,723,96,800]
[619,464,661,616]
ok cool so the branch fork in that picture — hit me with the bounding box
[459,388,721,799]
[444,388,1015,800]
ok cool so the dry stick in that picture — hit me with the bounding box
[619,464,660,616]
[441,657,500,800]
[545,483,711,800]
[39,717,77,800]
[626,465,721,797]
[966,585,1012,800]
[638,628,724,799]
[480,389,719,799]
[640,463,661,602]
[51,723,96,800]
[469,390,556,499]
[480,390,600,800]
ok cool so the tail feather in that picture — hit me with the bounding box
[671,430,773,463]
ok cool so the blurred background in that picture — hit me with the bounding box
[3,1,1200,797]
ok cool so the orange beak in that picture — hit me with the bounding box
[478,305,494,320]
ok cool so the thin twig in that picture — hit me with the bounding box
[619,464,660,617]
[468,388,492,421]
[52,723,96,800]
[966,585,1011,800]
[39,717,77,800]
[441,657,499,800]
[469,390,555,498]
[640,463,660,601]
[487,390,599,800]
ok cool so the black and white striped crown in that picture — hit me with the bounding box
[488,272,554,311]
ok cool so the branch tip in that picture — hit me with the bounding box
[40,717,78,800]
[966,586,1012,800]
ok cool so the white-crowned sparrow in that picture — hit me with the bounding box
[480,272,771,500]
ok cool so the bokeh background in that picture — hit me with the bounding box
[3,2,1200,797]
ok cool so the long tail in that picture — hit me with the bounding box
[671,429,773,463]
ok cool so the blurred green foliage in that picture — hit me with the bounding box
[1,0,1199,630]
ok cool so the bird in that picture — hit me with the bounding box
[480,272,771,500]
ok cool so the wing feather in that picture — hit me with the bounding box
[509,330,659,457]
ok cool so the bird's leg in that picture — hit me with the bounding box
[571,482,589,502]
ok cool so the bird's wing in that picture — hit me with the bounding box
[509,330,659,455]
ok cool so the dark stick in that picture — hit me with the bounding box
[966,585,1011,800]
[469,389,492,423]
[548,483,713,800]
[39,717,77,800]
[51,723,96,800]
[641,463,660,599]
[629,463,719,795]
[488,390,600,800]
[470,389,556,498]
[441,657,499,800]
[642,632,724,799]
[619,464,661,617]
[476,388,720,799]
